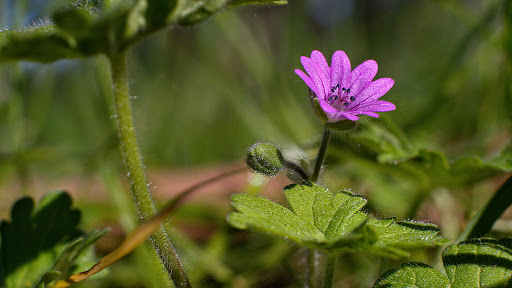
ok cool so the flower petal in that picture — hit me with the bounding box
[355,111,380,118]
[330,50,351,89]
[311,50,330,79]
[349,78,394,109]
[340,112,359,121]
[300,56,329,99]
[353,100,396,112]
[348,60,378,96]
[295,69,319,96]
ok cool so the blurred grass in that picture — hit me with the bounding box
[1,0,512,287]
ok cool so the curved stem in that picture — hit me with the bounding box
[311,129,331,183]
[108,51,191,287]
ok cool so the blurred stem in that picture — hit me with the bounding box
[323,254,336,288]
[311,129,331,182]
[307,129,334,288]
[108,50,191,288]
[458,175,512,241]
[306,250,335,288]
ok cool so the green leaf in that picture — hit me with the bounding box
[145,0,178,28]
[40,228,109,287]
[0,25,79,63]
[228,183,447,254]
[0,192,80,288]
[335,118,512,189]
[368,219,450,258]
[443,238,512,288]
[0,191,104,288]
[171,0,230,26]
[53,0,147,55]
[373,262,450,288]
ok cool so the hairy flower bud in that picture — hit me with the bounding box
[246,142,285,176]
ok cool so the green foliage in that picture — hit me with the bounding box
[374,238,512,288]
[0,192,105,288]
[373,262,450,288]
[444,238,512,288]
[0,0,287,63]
[335,118,512,189]
[228,183,447,256]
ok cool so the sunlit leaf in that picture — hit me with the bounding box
[443,238,512,288]
[228,183,447,254]
[373,262,450,288]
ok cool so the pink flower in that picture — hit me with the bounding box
[295,50,396,122]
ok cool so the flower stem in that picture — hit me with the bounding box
[306,129,334,288]
[108,50,191,288]
[311,129,331,182]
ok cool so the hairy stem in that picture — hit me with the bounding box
[109,51,191,288]
[311,129,331,182]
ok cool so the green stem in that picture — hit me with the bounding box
[323,254,336,288]
[311,129,331,182]
[306,130,335,288]
[306,251,336,288]
[108,51,191,288]
[458,175,512,242]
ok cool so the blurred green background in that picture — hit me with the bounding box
[1,0,511,287]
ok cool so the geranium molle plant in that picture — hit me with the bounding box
[295,50,396,122]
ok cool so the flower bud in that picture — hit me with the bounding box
[246,142,285,176]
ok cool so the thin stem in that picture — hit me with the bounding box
[323,254,336,288]
[108,50,191,288]
[311,129,331,183]
[306,129,334,288]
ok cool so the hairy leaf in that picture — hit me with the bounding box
[228,183,447,255]
[373,262,450,288]
[443,238,512,288]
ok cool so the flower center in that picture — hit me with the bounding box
[327,84,356,110]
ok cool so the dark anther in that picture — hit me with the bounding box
[343,102,349,106]
[346,88,351,93]
[341,87,346,92]
[350,96,356,101]
[334,96,339,100]
[328,96,333,101]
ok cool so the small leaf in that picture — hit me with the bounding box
[368,219,450,258]
[443,238,512,288]
[0,25,79,63]
[171,0,230,26]
[0,192,81,288]
[228,183,447,254]
[373,262,450,288]
[40,228,109,287]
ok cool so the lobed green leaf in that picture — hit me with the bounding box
[0,192,105,288]
[443,238,512,288]
[373,262,450,288]
[228,183,447,255]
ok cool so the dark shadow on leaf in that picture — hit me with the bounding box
[0,192,81,286]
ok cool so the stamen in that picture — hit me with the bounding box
[350,96,356,101]
[343,102,349,106]
[334,96,339,100]
[328,96,333,101]
[346,88,351,93]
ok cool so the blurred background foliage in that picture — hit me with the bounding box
[1,0,512,287]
